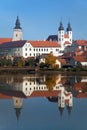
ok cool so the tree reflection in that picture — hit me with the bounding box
[45,75,57,91]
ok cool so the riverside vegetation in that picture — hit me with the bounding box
[0,55,87,74]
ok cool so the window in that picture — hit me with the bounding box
[30,48,31,51]
[18,53,20,56]
[59,38,60,41]
[16,34,18,37]
[25,48,27,51]
[25,82,27,85]
[25,53,27,56]
[17,48,19,51]
[56,49,59,51]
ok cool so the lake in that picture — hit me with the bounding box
[0,73,87,130]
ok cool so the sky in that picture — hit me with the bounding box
[0,0,87,40]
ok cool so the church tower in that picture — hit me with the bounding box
[58,21,64,46]
[12,16,23,41]
[66,22,72,43]
[13,97,23,120]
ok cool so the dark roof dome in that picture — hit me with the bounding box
[58,22,64,31]
[14,16,22,29]
[46,35,58,41]
[66,22,72,31]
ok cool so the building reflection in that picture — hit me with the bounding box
[0,74,87,119]
[13,97,22,120]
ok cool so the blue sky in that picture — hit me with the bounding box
[0,0,87,40]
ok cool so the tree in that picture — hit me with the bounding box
[45,53,56,68]
[45,75,56,91]
[0,58,12,66]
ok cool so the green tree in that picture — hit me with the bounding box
[0,59,12,66]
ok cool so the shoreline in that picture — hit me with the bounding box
[0,67,87,75]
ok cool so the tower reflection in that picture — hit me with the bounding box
[0,74,87,118]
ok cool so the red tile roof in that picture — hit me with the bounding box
[75,40,87,46]
[57,59,66,64]
[75,50,83,56]
[64,34,69,38]
[81,51,87,56]
[74,82,85,91]
[0,40,60,48]
[74,55,87,62]
[29,90,60,97]
[0,38,12,44]
[28,41,60,47]
[64,41,71,45]
[76,93,87,98]
[0,93,12,99]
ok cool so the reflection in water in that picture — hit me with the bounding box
[0,74,87,120]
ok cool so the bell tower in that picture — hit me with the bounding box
[12,16,23,41]
[58,21,64,46]
[66,22,72,43]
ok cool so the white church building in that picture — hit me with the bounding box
[0,17,73,58]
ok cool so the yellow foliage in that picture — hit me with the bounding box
[45,53,56,68]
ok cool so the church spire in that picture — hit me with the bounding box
[13,16,23,41]
[14,108,22,121]
[14,16,22,29]
[58,21,64,31]
[66,22,72,32]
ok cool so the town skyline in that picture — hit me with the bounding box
[0,0,87,40]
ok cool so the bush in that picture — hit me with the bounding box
[0,59,12,67]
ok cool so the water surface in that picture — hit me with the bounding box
[0,74,86,130]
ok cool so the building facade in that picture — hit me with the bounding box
[0,18,73,58]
